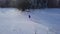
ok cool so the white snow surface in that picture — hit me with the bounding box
[24,8,60,34]
[0,8,56,34]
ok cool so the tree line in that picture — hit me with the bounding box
[0,0,60,9]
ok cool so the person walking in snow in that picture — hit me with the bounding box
[29,15,31,18]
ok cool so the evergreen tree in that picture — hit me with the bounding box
[17,0,31,11]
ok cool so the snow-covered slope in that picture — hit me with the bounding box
[24,8,60,34]
[0,8,56,34]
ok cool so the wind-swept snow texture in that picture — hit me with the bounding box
[0,8,56,34]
